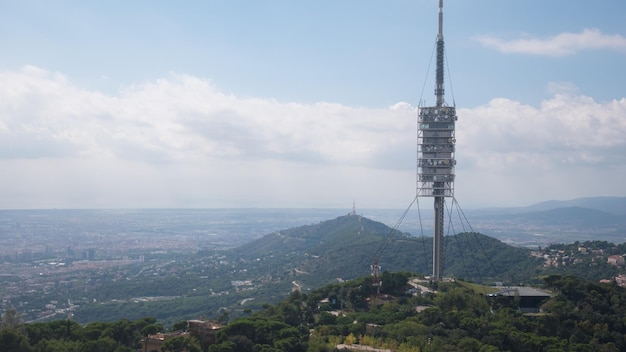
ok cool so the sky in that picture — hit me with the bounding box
[0,0,625,210]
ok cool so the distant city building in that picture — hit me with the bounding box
[488,286,552,313]
[142,331,188,352]
[188,320,222,348]
[614,274,626,287]
[141,320,223,351]
[608,255,624,266]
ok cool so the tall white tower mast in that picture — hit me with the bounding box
[417,0,457,281]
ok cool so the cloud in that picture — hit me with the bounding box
[456,90,626,206]
[460,92,626,159]
[475,28,626,57]
[0,66,625,208]
[0,66,415,166]
[0,66,417,208]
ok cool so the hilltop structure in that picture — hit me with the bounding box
[417,0,457,281]
[141,320,222,352]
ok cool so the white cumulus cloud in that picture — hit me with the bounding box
[456,90,626,206]
[0,66,415,166]
[0,66,624,209]
[475,28,626,57]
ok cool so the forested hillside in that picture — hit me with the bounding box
[62,215,625,325]
[3,274,626,351]
[231,214,542,288]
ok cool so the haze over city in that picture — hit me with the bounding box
[1,0,625,209]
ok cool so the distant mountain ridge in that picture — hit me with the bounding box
[476,206,623,226]
[463,197,626,244]
[474,196,626,217]
[527,196,626,216]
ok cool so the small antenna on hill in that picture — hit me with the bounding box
[371,257,381,296]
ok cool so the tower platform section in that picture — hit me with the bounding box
[417,105,457,197]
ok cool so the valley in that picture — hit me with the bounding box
[1,197,625,325]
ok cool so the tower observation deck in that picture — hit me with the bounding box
[417,0,457,281]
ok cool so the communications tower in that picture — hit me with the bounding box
[417,0,457,281]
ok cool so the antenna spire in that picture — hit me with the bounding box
[438,0,443,40]
[435,0,445,107]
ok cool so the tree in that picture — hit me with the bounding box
[79,336,117,352]
[343,333,357,345]
[277,302,301,327]
[140,324,162,339]
[33,338,82,352]
[161,336,200,352]
[318,312,337,326]
[1,308,23,330]
[0,328,32,352]
[171,320,188,332]
[217,311,230,325]
[226,334,254,352]
[380,272,411,296]
[208,341,236,352]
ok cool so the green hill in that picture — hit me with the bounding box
[229,214,542,288]
[62,213,624,325]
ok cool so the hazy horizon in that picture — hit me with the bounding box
[1,195,623,212]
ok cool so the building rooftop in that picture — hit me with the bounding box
[490,286,552,297]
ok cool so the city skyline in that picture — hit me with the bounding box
[0,1,625,209]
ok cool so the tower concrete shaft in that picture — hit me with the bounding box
[433,197,445,280]
[433,0,445,281]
